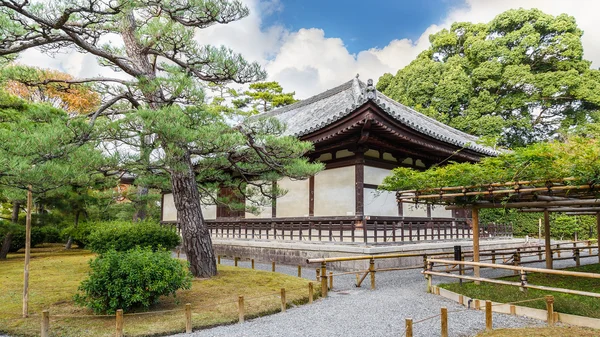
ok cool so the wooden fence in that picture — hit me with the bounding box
[205,216,512,243]
[305,240,597,297]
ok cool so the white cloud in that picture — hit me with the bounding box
[13,0,600,99]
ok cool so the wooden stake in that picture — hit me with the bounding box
[405,318,413,337]
[272,261,276,272]
[485,301,492,331]
[217,255,221,264]
[308,283,313,304]
[320,262,328,297]
[185,303,192,333]
[280,288,286,312]
[546,295,554,326]
[316,268,320,282]
[22,185,32,318]
[458,295,464,305]
[298,265,302,278]
[475,299,481,310]
[41,310,49,337]
[510,305,516,315]
[251,259,255,269]
[544,210,553,269]
[557,244,561,258]
[597,212,600,263]
[238,296,244,323]
[328,271,333,290]
[472,208,480,284]
[116,309,124,337]
[441,307,448,337]
[234,257,238,267]
[491,250,496,264]
[369,258,376,290]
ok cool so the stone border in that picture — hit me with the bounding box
[431,285,600,329]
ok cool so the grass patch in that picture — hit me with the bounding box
[475,326,600,337]
[440,263,600,318]
[0,244,318,337]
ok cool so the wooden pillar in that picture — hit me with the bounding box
[544,210,553,269]
[23,185,32,318]
[472,207,480,284]
[597,212,600,264]
[355,153,364,216]
[308,176,314,216]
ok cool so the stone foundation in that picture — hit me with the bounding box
[213,238,535,271]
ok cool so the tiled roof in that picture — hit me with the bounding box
[256,77,499,157]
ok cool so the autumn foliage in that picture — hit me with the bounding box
[4,67,100,114]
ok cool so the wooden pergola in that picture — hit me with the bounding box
[397,178,600,279]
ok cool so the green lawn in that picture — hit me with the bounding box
[440,263,600,318]
[0,244,318,337]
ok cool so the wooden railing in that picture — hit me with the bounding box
[205,216,512,243]
[304,240,597,297]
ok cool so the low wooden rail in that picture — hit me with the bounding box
[424,258,600,298]
[305,240,597,297]
[205,216,512,243]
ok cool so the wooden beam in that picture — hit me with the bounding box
[446,199,600,210]
[22,185,32,318]
[520,207,600,213]
[544,210,552,269]
[472,207,480,285]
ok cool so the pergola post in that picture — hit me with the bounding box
[597,212,600,264]
[544,210,552,269]
[472,207,480,284]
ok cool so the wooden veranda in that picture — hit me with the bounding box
[397,178,600,280]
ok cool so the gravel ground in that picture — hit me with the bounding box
[168,250,593,337]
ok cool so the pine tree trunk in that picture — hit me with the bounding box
[0,232,11,259]
[0,202,20,259]
[170,157,217,278]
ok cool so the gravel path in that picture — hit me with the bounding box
[169,251,593,337]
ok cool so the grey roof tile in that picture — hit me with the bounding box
[255,78,499,156]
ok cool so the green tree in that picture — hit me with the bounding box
[378,9,600,147]
[0,91,108,258]
[0,0,321,277]
[235,81,297,113]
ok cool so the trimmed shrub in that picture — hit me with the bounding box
[74,247,192,314]
[38,226,62,243]
[62,222,98,248]
[87,221,180,254]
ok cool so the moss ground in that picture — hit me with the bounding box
[0,244,317,337]
[440,263,600,318]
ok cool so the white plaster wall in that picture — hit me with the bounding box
[430,204,452,218]
[314,166,355,216]
[162,193,177,222]
[364,188,398,216]
[202,204,216,220]
[402,202,428,217]
[276,177,309,217]
[364,166,392,186]
[162,193,216,221]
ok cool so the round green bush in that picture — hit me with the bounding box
[74,247,192,314]
[86,221,180,253]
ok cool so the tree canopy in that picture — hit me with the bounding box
[233,81,297,113]
[0,0,321,277]
[377,9,600,147]
[380,134,600,196]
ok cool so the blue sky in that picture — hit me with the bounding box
[263,0,466,54]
